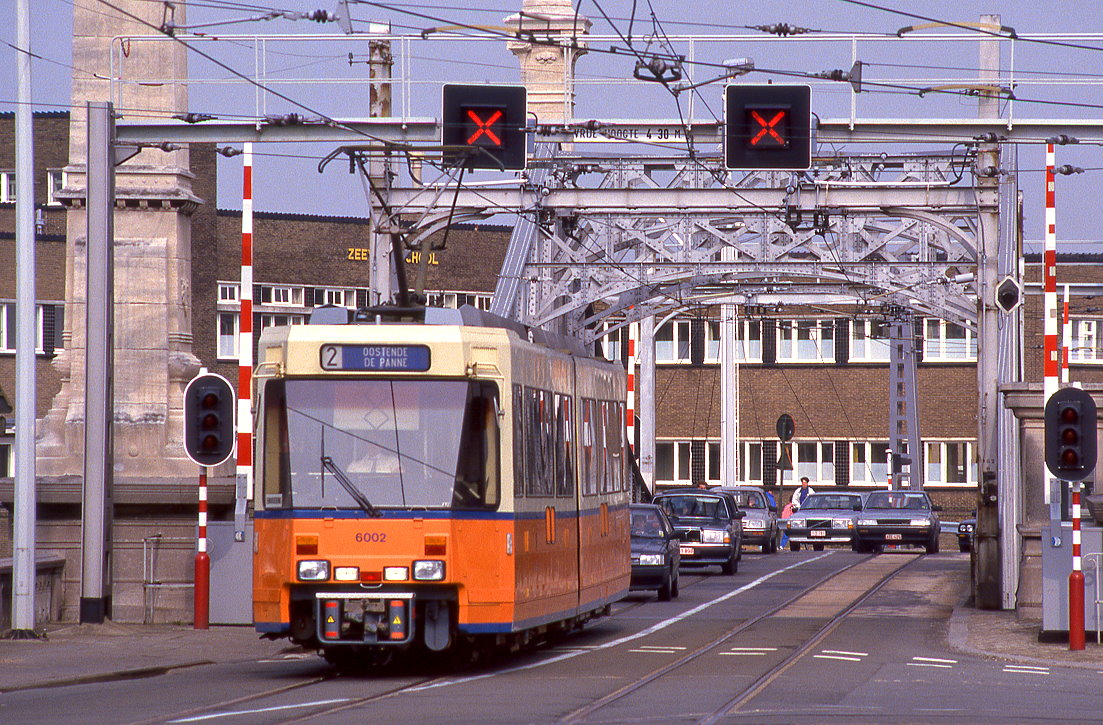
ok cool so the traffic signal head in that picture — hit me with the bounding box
[184,373,236,467]
[442,84,527,170]
[995,276,1022,313]
[725,85,812,170]
[1045,387,1098,480]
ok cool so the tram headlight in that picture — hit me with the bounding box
[384,566,409,581]
[413,560,445,581]
[701,529,727,544]
[297,560,330,581]
[333,566,360,582]
[639,553,664,566]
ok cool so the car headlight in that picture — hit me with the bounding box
[959,524,974,533]
[832,518,853,529]
[910,519,930,527]
[744,519,765,530]
[413,560,445,581]
[639,553,664,566]
[858,519,877,527]
[297,560,330,581]
[701,529,728,544]
[789,518,805,529]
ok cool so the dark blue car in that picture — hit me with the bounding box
[630,504,681,600]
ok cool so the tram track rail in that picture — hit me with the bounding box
[559,553,921,724]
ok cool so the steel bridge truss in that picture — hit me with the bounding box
[387,149,986,343]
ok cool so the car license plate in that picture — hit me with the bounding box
[679,546,694,556]
[885,533,902,541]
[810,530,826,537]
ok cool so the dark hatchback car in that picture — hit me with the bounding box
[653,490,745,575]
[784,491,867,551]
[957,517,976,553]
[855,490,942,554]
[629,504,680,600]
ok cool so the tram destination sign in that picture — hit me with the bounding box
[320,344,431,372]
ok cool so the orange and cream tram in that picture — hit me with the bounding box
[251,306,631,664]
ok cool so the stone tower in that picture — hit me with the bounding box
[505,0,591,125]
[37,0,202,479]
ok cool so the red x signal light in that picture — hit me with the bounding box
[725,85,811,170]
[442,84,527,170]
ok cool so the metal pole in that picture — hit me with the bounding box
[237,143,254,538]
[10,0,38,638]
[194,467,210,630]
[1070,479,1085,650]
[638,315,656,492]
[80,101,115,624]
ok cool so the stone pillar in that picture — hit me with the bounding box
[505,0,591,125]
[37,0,202,478]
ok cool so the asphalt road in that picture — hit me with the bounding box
[4,550,1103,724]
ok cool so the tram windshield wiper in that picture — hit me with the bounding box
[321,456,380,517]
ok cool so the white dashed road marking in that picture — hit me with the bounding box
[719,647,778,656]
[908,656,956,669]
[814,649,868,663]
[169,699,351,723]
[629,645,687,654]
[1003,665,1049,675]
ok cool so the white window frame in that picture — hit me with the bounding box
[655,319,692,364]
[599,320,629,364]
[850,441,890,486]
[923,318,977,361]
[0,171,15,203]
[218,283,239,303]
[320,287,356,308]
[260,285,303,307]
[217,311,239,360]
[0,302,51,353]
[850,319,891,362]
[779,441,835,485]
[655,440,693,485]
[47,169,67,206]
[259,313,307,330]
[425,291,493,311]
[776,319,835,363]
[924,441,978,486]
[705,320,764,363]
[1069,318,1103,363]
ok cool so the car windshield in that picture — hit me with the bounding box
[865,492,930,510]
[802,494,862,511]
[631,508,666,538]
[727,491,765,509]
[657,494,728,520]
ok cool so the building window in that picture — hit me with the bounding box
[600,321,629,364]
[655,440,692,484]
[923,319,976,361]
[705,320,763,363]
[780,441,835,485]
[0,441,10,477]
[0,171,15,203]
[850,441,890,486]
[1069,318,1103,363]
[259,285,303,306]
[0,302,59,353]
[707,441,721,482]
[777,319,834,363]
[321,288,356,308]
[218,312,239,360]
[259,314,307,330]
[925,441,977,485]
[850,320,891,362]
[656,320,692,363]
[425,291,492,311]
[47,169,67,205]
[218,283,239,302]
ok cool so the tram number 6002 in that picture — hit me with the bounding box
[355,532,387,543]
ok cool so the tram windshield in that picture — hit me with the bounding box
[262,378,500,510]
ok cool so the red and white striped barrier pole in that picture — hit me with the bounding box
[194,467,210,630]
[1070,479,1085,650]
[1061,285,1070,384]
[1043,143,1059,506]
[238,144,254,493]
[626,322,637,452]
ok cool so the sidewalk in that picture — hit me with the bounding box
[3,585,1103,693]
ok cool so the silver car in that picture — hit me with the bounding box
[719,486,781,553]
[784,492,867,551]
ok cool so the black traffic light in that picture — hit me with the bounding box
[995,276,1022,313]
[725,85,812,170]
[442,84,527,170]
[184,372,236,467]
[1045,387,1098,480]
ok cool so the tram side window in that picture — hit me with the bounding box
[452,381,500,509]
[261,379,292,508]
[556,393,575,497]
[581,398,598,496]
[513,384,525,498]
[525,387,554,496]
[610,401,626,492]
